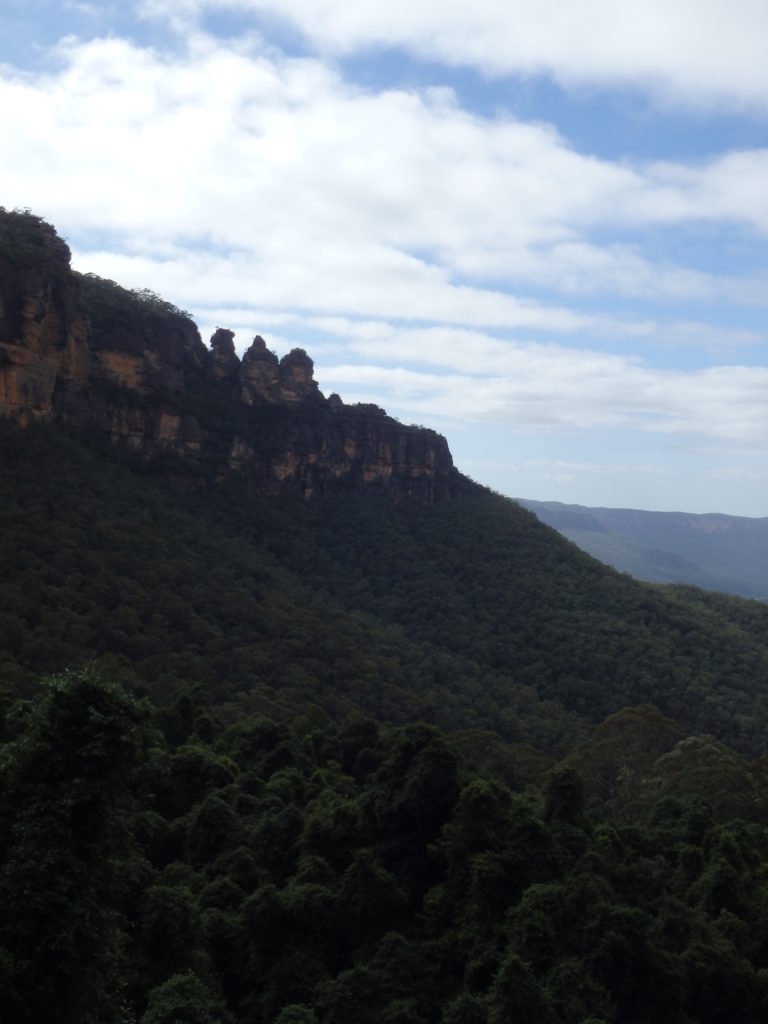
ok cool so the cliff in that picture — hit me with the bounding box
[0,209,455,500]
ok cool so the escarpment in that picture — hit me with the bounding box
[0,209,455,500]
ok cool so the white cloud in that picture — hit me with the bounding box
[141,0,768,110]
[71,244,595,332]
[453,240,760,305]
[639,151,768,233]
[2,30,766,332]
[313,323,768,447]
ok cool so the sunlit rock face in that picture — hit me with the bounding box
[0,209,455,501]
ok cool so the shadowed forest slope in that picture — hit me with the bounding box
[3,418,768,759]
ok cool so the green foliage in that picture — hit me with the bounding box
[566,704,684,821]
[543,765,585,825]
[0,206,71,277]
[0,669,150,1023]
[273,1006,319,1024]
[2,675,768,1022]
[77,271,194,327]
[3,418,768,769]
[3,412,768,1021]
[487,952,553,1024]
[141,972,232,1024]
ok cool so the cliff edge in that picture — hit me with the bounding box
[0,209,455,500]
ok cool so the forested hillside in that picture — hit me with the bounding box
[519,499,768,599]
[3,417,768,1022]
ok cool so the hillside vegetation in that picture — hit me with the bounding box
[3,420,768,756]
[3,417,768,1022]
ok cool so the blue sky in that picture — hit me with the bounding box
[2,1,768,515]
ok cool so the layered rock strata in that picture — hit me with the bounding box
[0,210,455,501]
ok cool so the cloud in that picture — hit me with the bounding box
[451,240,768,309]
[312,322,768,447]
[0,14,764,513]
[1,30,764,342]
[1,28,766,461]
[140,0,768,110]
[71,244,597,333]
[639,151,768,233]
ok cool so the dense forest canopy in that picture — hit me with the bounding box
[3,418,768,1023]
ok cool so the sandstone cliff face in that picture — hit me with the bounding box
[0,213,91,423]
[0,209,455,501]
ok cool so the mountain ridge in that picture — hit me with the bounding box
[0,207,454,501]
[518,498,768,599]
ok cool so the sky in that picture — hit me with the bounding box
[2,1,768,515]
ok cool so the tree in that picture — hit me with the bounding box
[0,669,150,1024]
[487,952,553,1024]
[567,705,684,821]
[141,971,232,1024]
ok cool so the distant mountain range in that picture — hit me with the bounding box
[517,499,768,600]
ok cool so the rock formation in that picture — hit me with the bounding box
[0,209,455,501]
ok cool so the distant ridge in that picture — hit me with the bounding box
[517,498,768,599]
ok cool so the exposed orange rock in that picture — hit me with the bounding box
[241,335,280,404]
[96,351,145,390]
[0,209,456,501]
